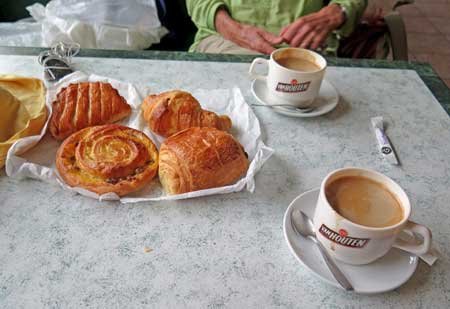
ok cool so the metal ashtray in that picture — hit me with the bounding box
[38,42,80,82]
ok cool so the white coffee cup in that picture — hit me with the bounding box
[313,167,432,265]
[248,47,327,108]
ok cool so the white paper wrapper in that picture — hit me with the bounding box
[5,71,274,203]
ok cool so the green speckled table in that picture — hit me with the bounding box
[1,46,450,308]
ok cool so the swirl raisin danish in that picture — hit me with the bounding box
[159,127,249,194]
[141,90,232,137]
[49,82,131,140]
[56,124,158,196]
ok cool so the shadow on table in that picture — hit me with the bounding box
[325,96,351,120]
[251,154,309,206]
[281,95,351,122]
[393,261,434,295]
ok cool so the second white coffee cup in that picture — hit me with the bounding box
[313,167,432,265]
[249,47,327,108]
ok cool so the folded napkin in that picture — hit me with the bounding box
[0,75,47,168]
[420,246,440,266]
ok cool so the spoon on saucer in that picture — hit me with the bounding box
[251,103,315,113]
[291,209,354,291]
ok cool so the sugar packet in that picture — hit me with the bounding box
[371,116,399,165]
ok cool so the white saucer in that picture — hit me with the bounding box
[283,188,419,294]
[251,79,339,117]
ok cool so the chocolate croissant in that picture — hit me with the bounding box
[141,90,232,138]
[56,124,159,196]
[159,127,249,194]
[49,82,131,140]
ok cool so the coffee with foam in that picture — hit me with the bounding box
[276,57,321,72]
[325,176,404,228]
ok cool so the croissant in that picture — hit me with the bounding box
[56,124,159,196]
[159,127,249,194]
[141,90,232,137]
[49,82,131,140]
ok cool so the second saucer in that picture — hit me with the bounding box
[251,78,339,118]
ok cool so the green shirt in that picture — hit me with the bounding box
[186,0,367,54]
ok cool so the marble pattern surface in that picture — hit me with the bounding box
[1,55,450,308]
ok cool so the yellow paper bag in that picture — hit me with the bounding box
[0,75,47,168]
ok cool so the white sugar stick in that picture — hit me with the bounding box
[371,116,399,165]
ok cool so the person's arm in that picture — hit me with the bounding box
[280,0,367,50]
[330,0,367,37]
[187,0,283,54]
[215,8,283,54]
[186,0,226,32]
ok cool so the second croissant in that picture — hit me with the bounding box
[141,90,232,137]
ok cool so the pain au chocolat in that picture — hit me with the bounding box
[159,127,249,195]
[56,124,158,196]
[141,90,232,137]
[49,82,132,140]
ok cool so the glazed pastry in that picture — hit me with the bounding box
[56,124,158,196]
[141,90,232,137]
[159,127,249,194]
[49,82,131,140]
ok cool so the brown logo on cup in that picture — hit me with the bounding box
[275,80,310,93]
[319,224,369,248]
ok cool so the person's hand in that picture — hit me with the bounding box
[232,24,284,54]
[280,4,345,50]
[215,8,283,54]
